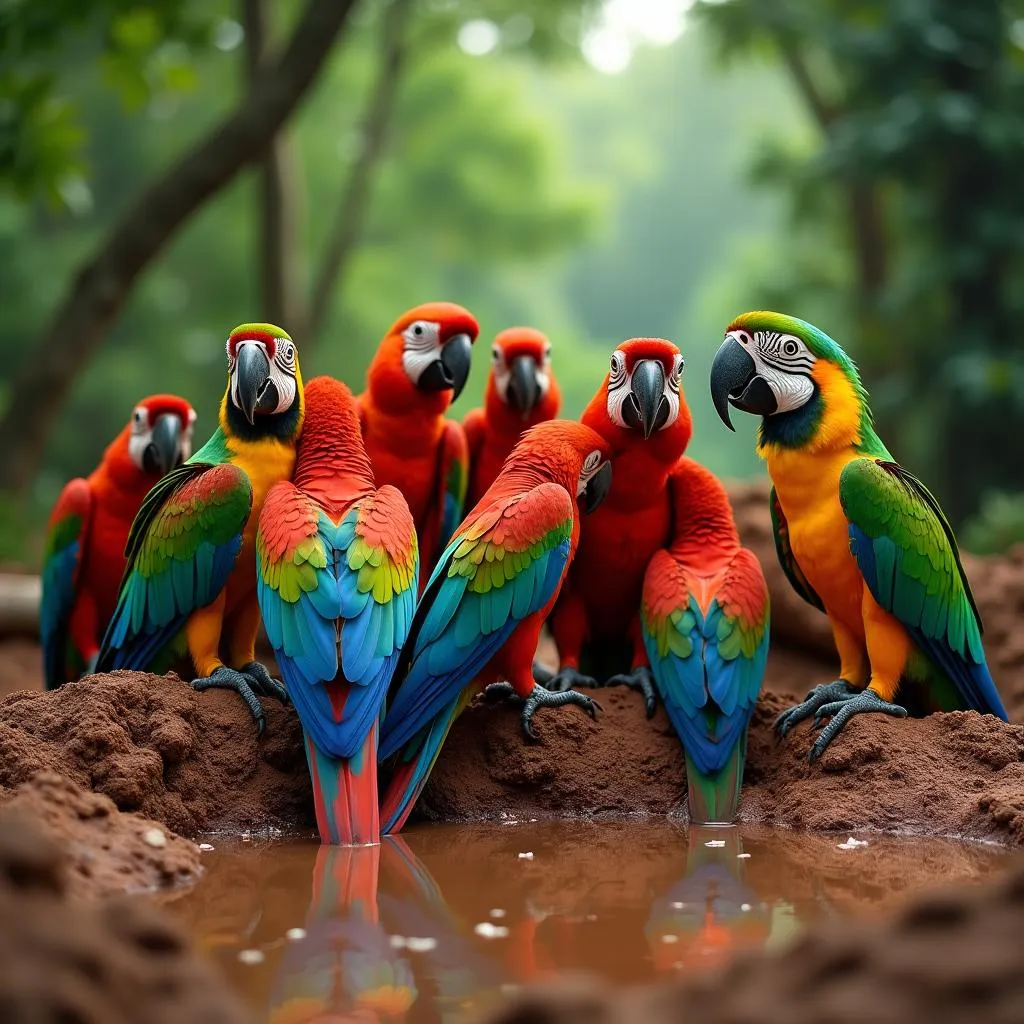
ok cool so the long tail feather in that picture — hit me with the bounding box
[380,694,468,835]
[305,722,380,846]
[685,734,746,826]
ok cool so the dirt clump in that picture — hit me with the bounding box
[0,817,250,1023]
[479,860,1024,1024]
[0,670,312,836]
[0,772,200,898]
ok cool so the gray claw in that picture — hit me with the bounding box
[808,689,908,762]
[774,680,857,739]
[191,666,267,737]
[239,661,289,705]
[521,684,602,741]
[605,666,658,718]
[485,682,520,704]
[541,667,598,694]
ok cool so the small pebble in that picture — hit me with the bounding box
[741,903,752,912]
[389,935,406,949]
[661,934,679,944]
[837,836,869,850]
[736,853,751,859]
[241,833,252,843]
[671,901,687,910]
[406,937,438,952]
[475,922,510,939]
[199,843,215,852]
[286,928,306,941]
[143,828,166,849]
[705,840,725,848]
[490,909,506,919]
[518,852,534,860]
[238,949,265,965]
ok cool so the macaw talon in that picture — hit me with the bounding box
[484,681,521,704]
[774,680,857,739]
[520,684,602,742]
[191,667,267,738]
[239,660,290,706]
[603,666,658,718]
[538,666,598,693]
[808,689,908,762]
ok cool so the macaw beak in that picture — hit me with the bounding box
[417,333,473,401]
[709,336,776,431]
[624,359,669,439]
[508,354,542,419]
[234,343,274,425]
[582,461,612,515]
[144,413,183,475]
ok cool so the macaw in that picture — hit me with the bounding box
[96,322,305,734]
[463,327,561,507]
[641,457,769,824]
[377,420,614,834]
[709,311,1008,761]
[541,338,691,714]
[40,394,196,690]
[256,375,418,846]
[357,303,478,592]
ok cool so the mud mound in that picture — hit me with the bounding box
[421,685,1024,844]
[0,671,312,835]
[480,862,1024,1024]
[0,818,249,1023]
[0,772,200,898]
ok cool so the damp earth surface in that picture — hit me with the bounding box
[162,821,1013,1023]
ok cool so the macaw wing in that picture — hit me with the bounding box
[258,482,419,760]
[770,486,824,612]
[840,457,1006,718]
[379,482,573,760]
[40,478,92,688]
[641,548,769,775]
[97,462,252,672]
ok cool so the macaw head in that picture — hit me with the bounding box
[584,338,692,459]
[367,302,479,415]
[113,394,196,480]
[486,327,561,424]
[223,322,304,441]
[710,311,869,452]
[512,420,613,516]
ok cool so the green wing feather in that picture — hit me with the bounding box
[770,486,824,612]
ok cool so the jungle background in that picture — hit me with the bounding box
[3,0,1024,565]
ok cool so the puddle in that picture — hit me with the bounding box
[161,821,1013,1022]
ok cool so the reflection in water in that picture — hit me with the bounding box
[163,822,1008,1023]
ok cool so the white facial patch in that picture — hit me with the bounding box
[401,320,442,384]
[229,339,297,416]
[576,449,605,496]
[492,345,552,404]
[605,350,683,432]
[127,406,152,470]
[728,329,816,414]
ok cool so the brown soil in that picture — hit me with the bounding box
[479,860,1024,1024]
[0,817,249,1023]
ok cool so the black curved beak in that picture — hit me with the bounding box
[624,359,669,439]
[234,343,272,425]
[508,354,542,419]
[582,461,612,515]
[143,413,183,475]
[417,333,473,401]
[709,337,776,431]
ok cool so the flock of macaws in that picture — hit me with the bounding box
[40,303,1009,846]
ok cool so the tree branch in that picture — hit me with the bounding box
[0,0,359,495]
[306,0,413,348]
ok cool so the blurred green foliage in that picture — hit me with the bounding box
[963,491,1024,555]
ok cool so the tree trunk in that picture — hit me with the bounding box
[243,0,306,331]
[305,0,413,349]
[0,0,358,496]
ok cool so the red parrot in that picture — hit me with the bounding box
[463,327,561,507]
[40,394,196,690]
[377,420,613,834]
[357,302,479,592]
[541,338,691,713]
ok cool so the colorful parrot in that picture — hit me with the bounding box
[96,323,304,734]
[40,394,196,690]
[357,303,478,591]
[709,311,1008,760]
[463,327,561,507]
[541,338,691,715]
[255,375,418,846]
[377,420,614,834]
[641,457,769,824]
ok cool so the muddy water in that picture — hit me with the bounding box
[163,821,1011,1022]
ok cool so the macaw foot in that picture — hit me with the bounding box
[485,682,602,739]
[535,666,598,693]
[190,662,287,738]
[602,666,657,719]
[774,680,857,739]
[808,688,907,763]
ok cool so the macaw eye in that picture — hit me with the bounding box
[543,345,552,359]
[133,409,146,426]
[492,346,502,362]
[783,339,799,356]
[413,325,424,337]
